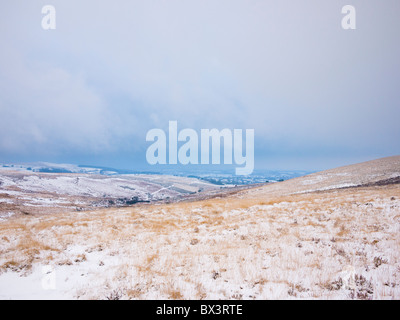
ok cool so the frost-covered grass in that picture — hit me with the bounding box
[0,185,399,300]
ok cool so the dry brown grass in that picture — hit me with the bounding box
[0,183,399,299]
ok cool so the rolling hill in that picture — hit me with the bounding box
[0,156,399,300]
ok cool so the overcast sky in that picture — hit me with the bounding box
[0,0,399,171]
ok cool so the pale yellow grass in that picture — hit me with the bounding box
[0,185,399,299]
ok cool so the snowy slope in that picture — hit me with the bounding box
[0,170,221,217]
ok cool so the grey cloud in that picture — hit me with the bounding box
[0,0,399,169]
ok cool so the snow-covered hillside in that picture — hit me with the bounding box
[0,156,399,300]
[0,169,222,218]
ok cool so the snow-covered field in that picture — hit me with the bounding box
[0,156,399,300]
[0,185,399,300]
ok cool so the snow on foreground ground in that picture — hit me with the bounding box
[0,182,399,300]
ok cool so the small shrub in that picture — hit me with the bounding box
[212,271,220,280]
[327,278,344,291]
[349,275,374,300]
[373,256,388,268]
[106,289,123,300]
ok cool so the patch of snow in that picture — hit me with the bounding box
[293,183,359,194]
[0,212,15,221]
[0,198,14,204]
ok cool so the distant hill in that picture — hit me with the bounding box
[243,155,400,198]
